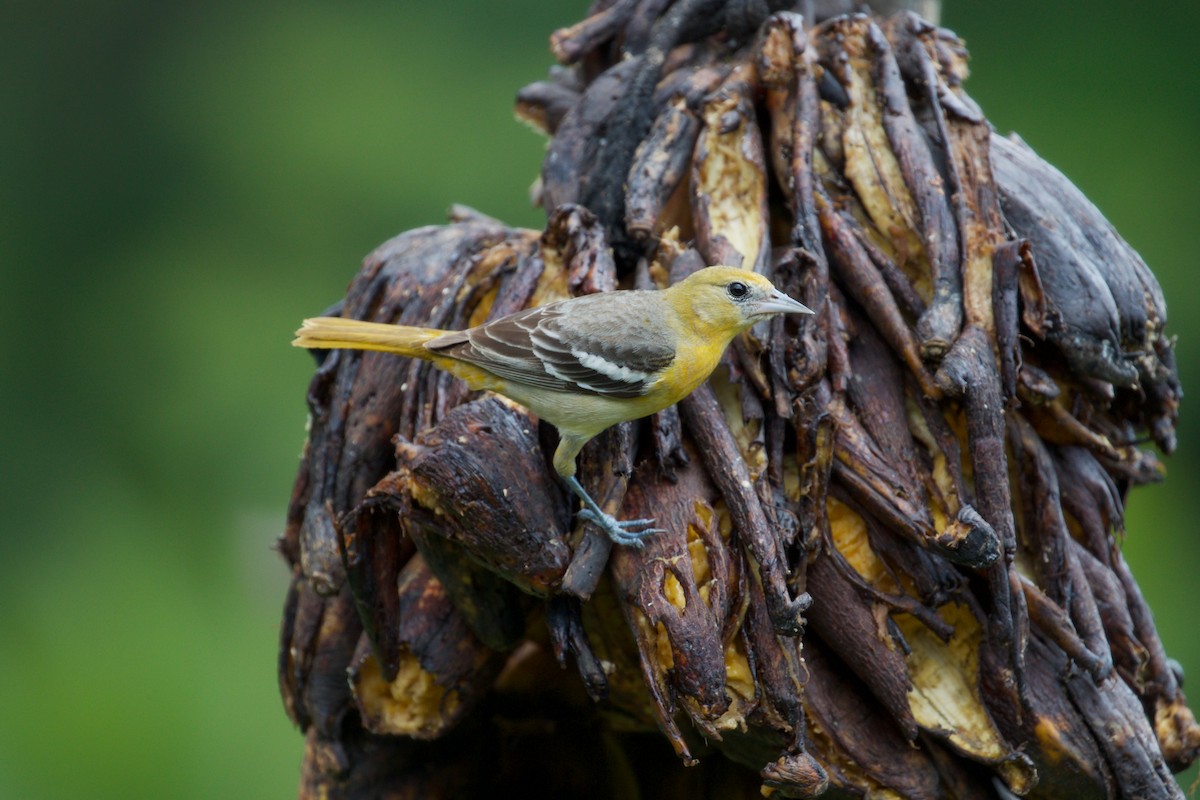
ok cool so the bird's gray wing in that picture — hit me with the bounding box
[427,294,674,398]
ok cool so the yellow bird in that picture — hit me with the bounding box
[293,265,812,547]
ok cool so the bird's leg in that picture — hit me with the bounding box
[553,434,664,548]
[563,475,665,548]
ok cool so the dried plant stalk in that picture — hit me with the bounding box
[280,3,1195,798]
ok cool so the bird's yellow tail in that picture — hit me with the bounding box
[292,317,445,358]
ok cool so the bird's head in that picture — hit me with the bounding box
[669,266,812,338]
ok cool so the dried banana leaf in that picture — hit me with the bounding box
[281,3,1193,798]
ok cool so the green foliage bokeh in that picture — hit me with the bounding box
[1,1,1196,796]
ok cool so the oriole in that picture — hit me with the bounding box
[293,265,812,547]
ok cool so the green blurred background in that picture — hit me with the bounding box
[1,1,1196,796]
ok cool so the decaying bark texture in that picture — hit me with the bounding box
[279,3,1195,798]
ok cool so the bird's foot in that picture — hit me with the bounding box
[578,508,665,548]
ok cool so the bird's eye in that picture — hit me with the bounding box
[727,281,749,300]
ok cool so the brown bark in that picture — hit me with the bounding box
[279,3,1193,798]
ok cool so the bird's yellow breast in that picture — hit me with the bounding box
[643,336,727,407]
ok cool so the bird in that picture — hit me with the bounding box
[293,265,812,547]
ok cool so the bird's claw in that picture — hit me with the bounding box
[578,509,666,548]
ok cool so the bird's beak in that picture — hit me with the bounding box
[754,289,813,316]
